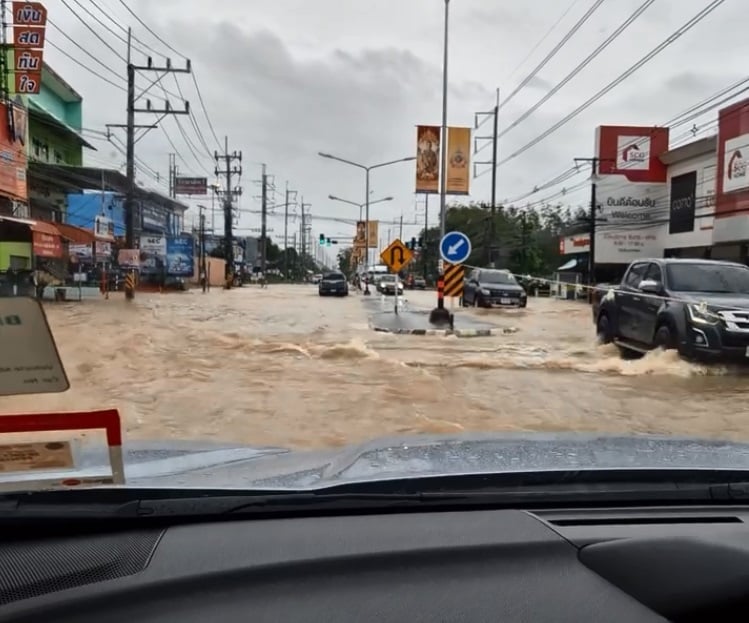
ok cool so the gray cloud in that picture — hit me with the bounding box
[42,0,745,243]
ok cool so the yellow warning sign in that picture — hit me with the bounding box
[379,238,414,273]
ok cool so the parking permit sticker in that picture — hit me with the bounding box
[0,441,74,472]
[0,297,69,396]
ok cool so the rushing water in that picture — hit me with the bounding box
[3,285,747,449]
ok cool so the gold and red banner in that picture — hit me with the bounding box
[354,220,379,248]
[12,2,46,95]
[445,126,471,195]
[416,125,440,194]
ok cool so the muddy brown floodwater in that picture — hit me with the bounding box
[2,285,748,449]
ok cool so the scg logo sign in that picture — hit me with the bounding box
[723,134,749,194]
[616,135,651,171]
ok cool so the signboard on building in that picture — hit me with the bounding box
[141,203,167,232]
[11,1,47,95]
[559,234,590,255]
[711,98,749,242]
[669,171,697,234]
[593,125,670,263]
[166,237,194,276]
[0,100,27,202]
[174,177,207,195]
[32,231,60,257]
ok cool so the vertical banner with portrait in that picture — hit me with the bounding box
[416,125,440,194]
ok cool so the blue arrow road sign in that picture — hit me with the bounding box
[439,231,472,264]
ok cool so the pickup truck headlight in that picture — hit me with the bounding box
[686,303,721,325]
[480,288,491,295]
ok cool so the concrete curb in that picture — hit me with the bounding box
[370,325,518,337]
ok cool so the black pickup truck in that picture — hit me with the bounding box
[594,258,749,362]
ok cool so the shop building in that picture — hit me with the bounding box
[559,96,749,276]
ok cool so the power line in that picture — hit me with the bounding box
[118,0,184,58]
[498,0,727,168]
[500,0,606,110]
[500,0,656,139]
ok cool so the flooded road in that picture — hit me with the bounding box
[3,285,748,449]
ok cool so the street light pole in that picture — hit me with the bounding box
[439,0,450,245]
[318,152,415,295]
[328,195,393,222]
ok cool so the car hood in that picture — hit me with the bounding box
[673,291,749,310]
[479,282,524,292]
[16,432,749,491]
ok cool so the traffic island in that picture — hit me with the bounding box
[368,309,517,337]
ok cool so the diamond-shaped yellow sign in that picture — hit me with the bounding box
[379,238,413,273]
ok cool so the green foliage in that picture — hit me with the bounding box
[410,201,587,281]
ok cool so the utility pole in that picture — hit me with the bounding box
[168,153,177,198]
[300,200,311,278]
[107,29,191,299]
[283,183,297,279]
[474,88,500,266]
[423,194,429,280]
[574,156,612,298]
[214,136,242,286]
[260,164,268,273]
[199,205,207,293]
[399,214,403,239]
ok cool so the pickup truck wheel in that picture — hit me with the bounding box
[596,314,613,344]
[654,325,676,350]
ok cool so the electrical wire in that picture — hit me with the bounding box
[501,0,606,110]
[498,0,727,167]
[500,0,656,139]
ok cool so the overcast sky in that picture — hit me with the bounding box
[42,0,744,248]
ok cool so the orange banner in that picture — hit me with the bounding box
[446,126,471,195]
[416,125,440,193]
[0,100,28,201]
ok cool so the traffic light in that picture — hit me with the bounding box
[410,237,417,250]
[326,238,332,247]
[418,237,423,248]
[319,233,325,244]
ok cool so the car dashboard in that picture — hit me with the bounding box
[2,504,749,622]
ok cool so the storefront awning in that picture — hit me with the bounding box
[557,258,579,271]
[0,216,65,259]
[53,222,96,244]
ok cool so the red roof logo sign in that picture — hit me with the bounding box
[622,143,647,162]
[728,150,746,180]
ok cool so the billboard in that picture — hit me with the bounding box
[174,177,207,195]
[594,125,670,263]
[415,125,440,193]
[445,126,470,195]
[12,1,47,95]
[0,99,28,202]
[166,237,194,276]
[714,97,749,244]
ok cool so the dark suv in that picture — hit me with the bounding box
[462,268,527,308]
[318,272,349,297]
[596,258,749,362]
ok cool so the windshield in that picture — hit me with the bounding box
[666,264,749,293]
[1,0,746,504]
[480,271,517,285]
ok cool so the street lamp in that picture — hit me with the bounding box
[318,152,416,295]
[328,194,393,221]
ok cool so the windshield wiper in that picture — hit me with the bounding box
[3,478,749,523]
